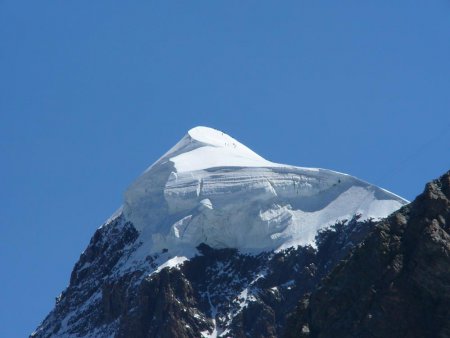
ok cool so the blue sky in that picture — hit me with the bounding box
[1,1,449,337]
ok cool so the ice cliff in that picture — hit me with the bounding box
[122,126,406,254]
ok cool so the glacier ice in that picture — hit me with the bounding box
[122,126,407,254]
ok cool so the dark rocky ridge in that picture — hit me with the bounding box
[286,170,450,338]
[32,212,375,337]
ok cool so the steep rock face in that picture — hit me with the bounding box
[33,215,376,337]
[33,217,141,337]
[286,170,450,338]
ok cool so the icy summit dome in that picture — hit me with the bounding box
[148,126,276,173]
[122,126,407,255]
[187,126,256,150]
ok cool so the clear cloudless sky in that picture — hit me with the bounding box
[1,1,449,337]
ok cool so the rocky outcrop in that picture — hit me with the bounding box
[117,267,209,338]
[116,217,377,338]
[32,214,375,337]
[32,217,140,337]
[286,170,450,338]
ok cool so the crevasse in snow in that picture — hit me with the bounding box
[122,126,407,254]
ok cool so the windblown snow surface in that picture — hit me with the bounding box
[121,126,406,260]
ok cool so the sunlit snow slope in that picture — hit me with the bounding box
[121,126,407,255]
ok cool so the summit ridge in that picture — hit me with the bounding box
[151,126,275,173]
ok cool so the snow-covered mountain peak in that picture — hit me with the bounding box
[32,126,413,338]
[122,126,407,256]
[151,126,274,173]
[187,126,247,149]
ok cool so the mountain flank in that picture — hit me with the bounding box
[32,127,409,337]
[286,170,450,338]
